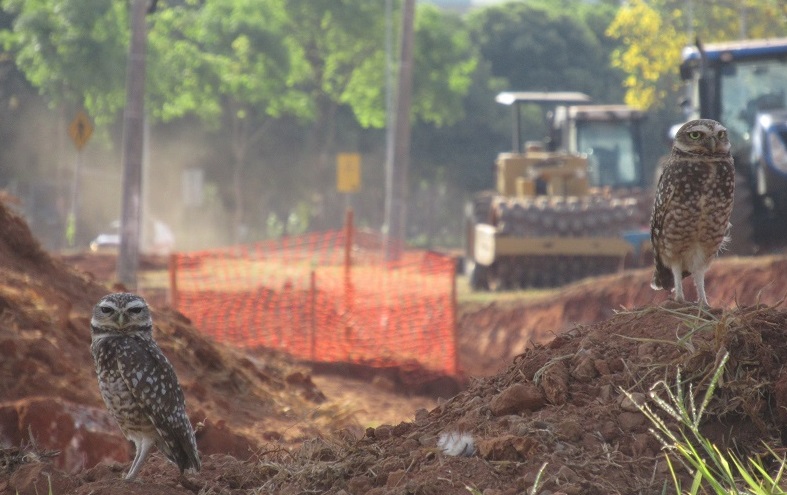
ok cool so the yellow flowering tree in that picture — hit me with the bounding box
[606,0,686,110]
[607,0,787,111]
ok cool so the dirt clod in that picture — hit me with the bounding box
[489,382,545,416]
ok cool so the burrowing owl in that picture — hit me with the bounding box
[650,119,734,306]
[90,292,200,479]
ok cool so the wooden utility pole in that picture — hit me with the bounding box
[117,0,148,288]
[383,0,415,261]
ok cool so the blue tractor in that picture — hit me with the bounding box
[679,37,787,254]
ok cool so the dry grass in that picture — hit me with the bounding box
[612,302,787,491]
[0,431,60,477]
[249,436,363,494]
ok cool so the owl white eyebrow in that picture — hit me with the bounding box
[125,300,146,309]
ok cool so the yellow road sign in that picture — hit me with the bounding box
[68,110,93,151]
[337,152,361,193]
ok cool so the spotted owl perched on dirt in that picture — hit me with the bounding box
[650,119,735,306]
[90,292,200,479]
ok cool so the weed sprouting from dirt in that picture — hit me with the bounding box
[615,303,724,353]
[626,352,787,494]
[603,300,787,491]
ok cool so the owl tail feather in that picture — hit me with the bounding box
[651,259,674,291]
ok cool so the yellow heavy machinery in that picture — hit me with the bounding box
[466,92,652,290]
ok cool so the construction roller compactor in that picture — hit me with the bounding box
[466,92,652,290]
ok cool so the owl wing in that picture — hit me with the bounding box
[650,162,676,249]
[650,162,679,290]
[116,335,201,472]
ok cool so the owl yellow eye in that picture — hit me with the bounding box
[688,131,702,140]
[127,307,143,314]
[718,130,726,139]
[100,306,113,314]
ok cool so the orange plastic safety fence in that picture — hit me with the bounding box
[170,230,457,375]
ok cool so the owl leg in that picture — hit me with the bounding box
[125,437,154,480]
[671,265,685,302]
[693,268,709,307]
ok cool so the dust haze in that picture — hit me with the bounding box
[4,105,254,253]
[3,99,462,255]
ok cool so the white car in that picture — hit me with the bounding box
[89,220,175,254]
[89,221,120,252]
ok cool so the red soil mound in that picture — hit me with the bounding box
[0,200,328,477]
[4,195,787,494]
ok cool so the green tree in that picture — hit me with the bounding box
[273,0,388,231]
[680,0,787,41]
[463,1,628,149]
[0,0,317,241]
[269,2,474,237]
[278,1,478,231]
[1,0,482,243]
[411,5,476,128]
[284,1,475,131]
[0,0,128,122]
[467,3,624,103]
[148,0,479,237]
[150,0,313,240]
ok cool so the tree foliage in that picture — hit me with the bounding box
[282,1,476,130]
[607,0,787,110]
[410,5,476,128]
[150,0,314,126]
[606,0,685,110]
[681,0,787,41]
[283,0,386,126]
[7,0,748,246]
[0,0,128,122]
[467,2,625,103]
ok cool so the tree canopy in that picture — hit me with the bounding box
[4,0,784,248]
[607,0,787,110]
[466,2,625,104]
[0,0,128,123]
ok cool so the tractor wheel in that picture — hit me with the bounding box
[725,170,756,256]
[468,261,490,291]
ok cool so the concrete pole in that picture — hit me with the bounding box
[383,0,415,262]
[116,0,148,288]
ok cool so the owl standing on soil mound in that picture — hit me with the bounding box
[650,119,735,306]
[90,292,200,480]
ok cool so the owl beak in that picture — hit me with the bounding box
[709,138,717,153]
[117,313,125,326]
